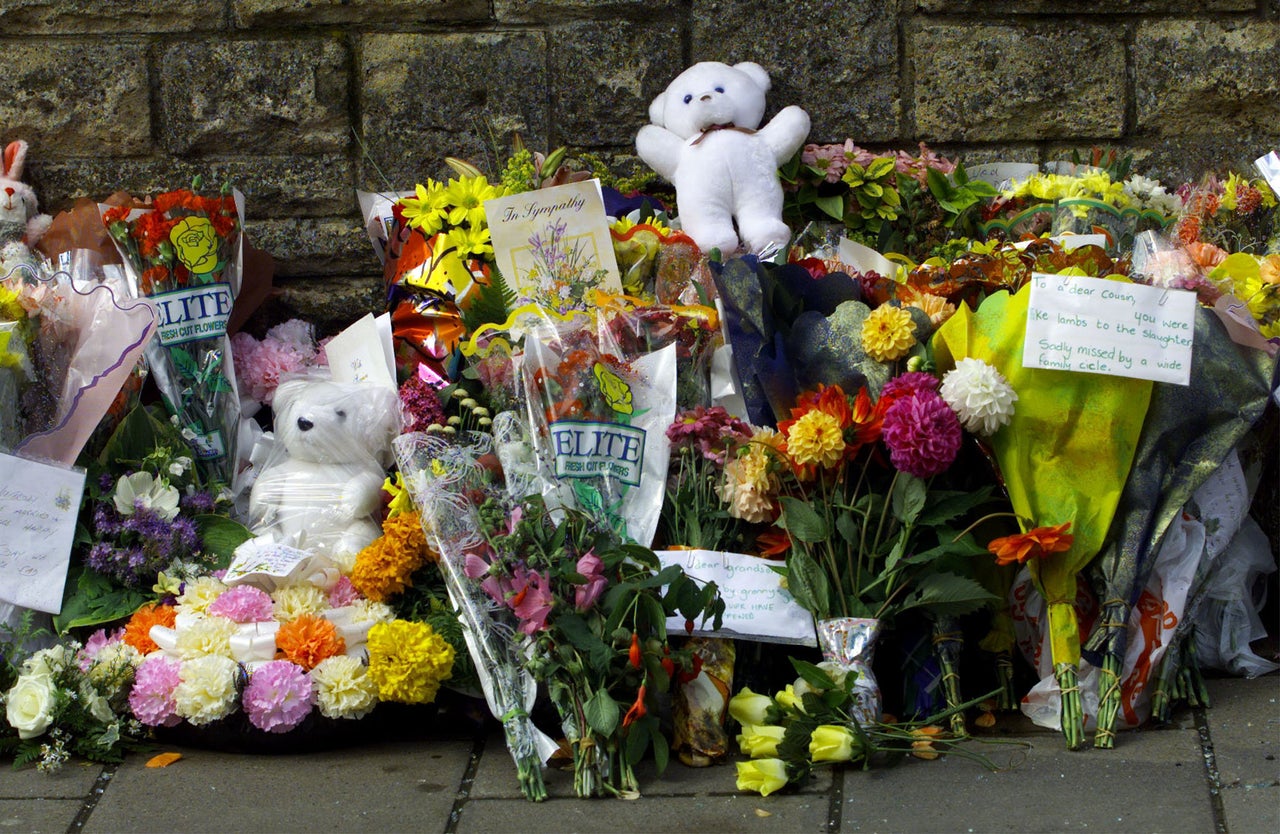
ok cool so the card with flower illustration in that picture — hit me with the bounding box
[484,180,621,313]
[0,453,86,613]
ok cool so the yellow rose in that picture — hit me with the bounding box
[737,724,786,758]
[170,216,219,274]
[5,675,56,739]
[735,758,790,797]
[774,684,805,713]
[728,686,773,727]
[809,724,860,763]
[593,362,633,415]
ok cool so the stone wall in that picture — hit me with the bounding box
[2,0,1278,330]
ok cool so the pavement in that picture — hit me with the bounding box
[1,675,1276,834]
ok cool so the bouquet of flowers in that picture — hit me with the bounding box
[102,181,244,485]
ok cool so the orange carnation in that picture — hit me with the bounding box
[123,603,178,654]
[987,522,1075,566]
[275,614,346,670]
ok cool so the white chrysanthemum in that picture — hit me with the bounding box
[345,599,395,626]
[939,358,1018,437]
[272,583,329,622]
[112,472,180,520]
[88,641,142,688]
[174,655,239,725]
[176,576,228,617]
[174,616,238,660]
[310,655,379,719]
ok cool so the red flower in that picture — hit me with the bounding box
[755,527,791,559]
[628,632,642,669]
[623,685,647,728]
[987,522,1074,566]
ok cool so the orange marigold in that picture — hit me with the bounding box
[275,613,346,670]
[123,603,178,654]
[987,522,1075,566]
[350,511,436,602]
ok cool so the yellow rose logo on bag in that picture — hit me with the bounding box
[593,362,633,415]
[170,216,219,274]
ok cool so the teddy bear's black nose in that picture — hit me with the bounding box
[296,417,314,431]
[700,94,712,102]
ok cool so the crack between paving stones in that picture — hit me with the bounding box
[1193,706,1229,834]
[444,732,486,834]
[826,764,844,833]
[66,762,117,834]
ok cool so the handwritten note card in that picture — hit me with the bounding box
[0,453,87,614]
[484,180,621,313]
[322,312,397,390]
[1023,273,1196,385]
[655,549,816,646]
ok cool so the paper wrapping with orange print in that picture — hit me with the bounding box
[930,286,1152,672]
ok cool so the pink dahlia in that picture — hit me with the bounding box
[129,654,182,727]
[208,584,275,623]
[243,660,314,733]
[881,391,962,478]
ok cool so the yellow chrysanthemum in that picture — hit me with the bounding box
[785,410,845,470]
[398,180,450,236]
[366,620,455,704]
[861,304,917,362]
[442,176,505,229]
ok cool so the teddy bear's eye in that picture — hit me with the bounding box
[715,86,725,94]
[682,94,693,104]
[335,409,347,420]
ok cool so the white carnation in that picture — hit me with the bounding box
[310,655,379,720]
[939,358,1018,437]
[174,655,239,725]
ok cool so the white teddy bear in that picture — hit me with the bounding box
[636,61,810,257]
[246,378,400,563]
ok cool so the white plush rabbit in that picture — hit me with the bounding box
[0,139,53,279]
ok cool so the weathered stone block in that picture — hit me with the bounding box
[495,0,677,23]
[1134,20,1280,139]
[0,0,214,34]
[359,32,548,187]
[913,22,1124,142]
[243,275,384,337]
[158,39,351,156]
[1129,130,1280,185]
[28,156,356,219]
[691,0,899,144]
[0,42,150,156]
[246,217,375,278]
[232,0,487,27]
[917,1,1255,12]
[550,20,682,148]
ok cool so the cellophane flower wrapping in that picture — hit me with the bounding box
[394,430,555,801]
[102,187,245,486]
[519,315,676,546]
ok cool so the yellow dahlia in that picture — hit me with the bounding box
[861,305,916,362]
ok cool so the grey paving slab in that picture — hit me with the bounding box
[1220,782,1279,834]
[1205,675,1280,789]
[468,730,831,800]
[839,726,1214,833]
[0,759,101,798]
[456,793,830,834]
[0,798,84,833]
[82,738,472,834]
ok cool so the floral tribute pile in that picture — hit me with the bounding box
[2,126,1277,805]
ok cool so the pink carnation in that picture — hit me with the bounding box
[208,584,275,623]
[327,576,360,608]
[881,390,962,479]
[129,654,182,727]
[243,660,314,733]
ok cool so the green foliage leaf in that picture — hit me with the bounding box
[835,510,860,546]
[783,551,830,619]
[814,194,845,221]
[555,613,612,670]
[53,568,148,634]
[778,496,829,543]
[584,688,620,738]
[195,514,253,568]
[896,572,997,618]
[460,264,517,334]
[891,474,928,526]
[790,657,837,691]
[170,347,199,380]
[865,157,896,179]
[917,486,994,528]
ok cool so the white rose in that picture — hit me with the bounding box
[6,675,57,740]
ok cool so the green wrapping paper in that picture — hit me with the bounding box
[1084,308,1277,746]
[931,286,1152,747]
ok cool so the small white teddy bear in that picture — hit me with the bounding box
[247,378,400,563]
[636,61,810,257]
[0,140,53,280]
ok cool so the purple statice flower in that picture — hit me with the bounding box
[86,542,116,574]
[98,473,116,491]
[243,661,314,733]
[93,503,123,537]
[181,491,216,514]
[170,516,199,554]
[881,390,963,479]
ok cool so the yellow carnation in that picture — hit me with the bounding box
[174,615,237,660]
[861,305,916,362]
[176,576,227,617]
[366,620,454,704]
[272,583,328,622]
[311,655,379,720]
[174,655,239,726]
